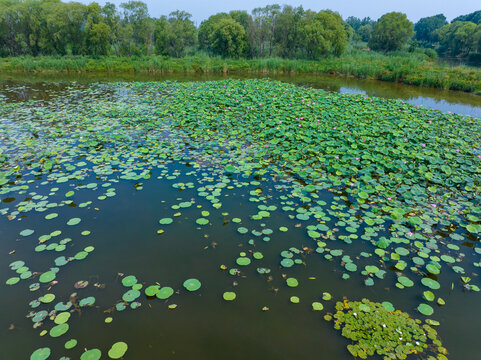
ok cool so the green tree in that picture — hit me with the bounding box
[120,0,148,55]
[452,10,481,24]
[301,10,347,59]
[229,10,253,57]
[167,11,197,57]
[414,14,447,44]
[357,24,372,42]
[101,2,121,55]
[369,12,414,52]
[154,16,170,55]
[439,21,479,56]
[198,13,231,52]
[252,4,280,57]
[209,17,246,58]
[85,3,111,55]
[273,5,304,58]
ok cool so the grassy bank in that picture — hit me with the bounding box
[1,51,480,94]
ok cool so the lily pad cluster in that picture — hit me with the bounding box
[326,298,447,360]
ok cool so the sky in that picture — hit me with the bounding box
[77,0,480,25]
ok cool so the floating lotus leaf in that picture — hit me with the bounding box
[196,218,209,225]
[145,285,160,297]
[54,312,70,325]
[397,276,414,287]
[79,296,95,306]
[40,294,55,304]
[122,290,140,302]
[64,339,77,349]
[236,257,251,266]
[223,292,236,301]
[20,229,34,237]
[50,323,69,337]
[237,227,248,234]
[290,296,300,303]
[30,348,51,360]
[157,287,174,299]
[108,342,128,359]
[365,265,379,274]
[423,291,435,301]
[418,303,434,316]
[253,252,263,259]
[39,271,56,283]
[67,217,81,226]
[80,349,101,360]
[344,263,357,272]
[183,278,201,291]
[6,277,20,285]
[121,275,137,287]
[280,258,294,268]
[421,278,441,290]
[286,278,298,287]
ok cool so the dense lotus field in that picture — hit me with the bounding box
[1,79,480,360]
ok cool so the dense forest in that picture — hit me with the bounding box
[0,0,480,63]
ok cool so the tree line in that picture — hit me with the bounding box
[0,0,480,61]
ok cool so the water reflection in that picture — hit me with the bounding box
[0,72,480,117]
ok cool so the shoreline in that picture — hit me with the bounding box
[1,55,480,95]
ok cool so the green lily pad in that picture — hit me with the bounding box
[236,257,251,266]
[223,291,236,301]
[145,285,160,297]
[108,341,128,359]
[30,348,51,360]
[50,323,69,337]
[67,217,81,226]
[39,271,56,283]
[54,312,70,325]
[417,303,434,316]
[421,278,441,290]
[121,275,137,287]
[80,349,101,360]
[157,287,174,299]
[159,218,173,225]
[286,278,298,287]
[183,278,201,291]
[196,218,209,225]
[290,296,300,303]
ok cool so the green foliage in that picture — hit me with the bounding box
[452,10,481,24]
[302,10,348,58]
[198,13,230,52]
[369,12,414,52]
[273,5,305,58]
[414,14,447,44]
[345,16,375,32]
[326,299,447,359]
[1,51,480,93]
[439,21,481,57]
[357,24,373,42]
[209,18,246,58]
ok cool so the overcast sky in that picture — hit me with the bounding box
[78,0,480,25]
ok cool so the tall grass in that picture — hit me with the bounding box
[1,51,480,94]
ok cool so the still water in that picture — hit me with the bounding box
[0,75,479,360]
[0,72,480,117]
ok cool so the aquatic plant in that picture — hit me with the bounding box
[1,79,479,358]
[325,298,447,359]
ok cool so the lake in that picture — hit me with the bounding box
[0,75,480,360]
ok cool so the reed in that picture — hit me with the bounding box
[1,51,480,93]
